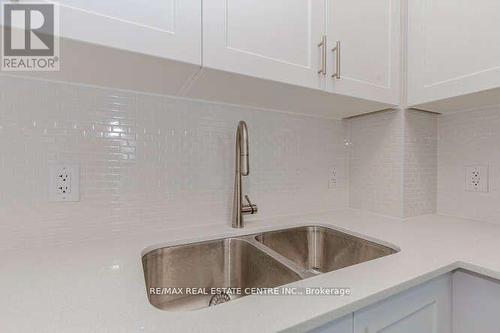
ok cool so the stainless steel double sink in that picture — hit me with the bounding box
[142,226,398,311]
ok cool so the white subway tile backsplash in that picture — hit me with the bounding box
[348,109,438,218]
[438,106,500,223]
[0,76,348,249]
[348,110,404,217]
[404,110,438,217]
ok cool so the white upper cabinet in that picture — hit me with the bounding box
[52,0,202,64]
[202,0,326,90]
[326,0,400,104]
[408,0,500,109]
[18,0,403,117]
[202,0,399,106]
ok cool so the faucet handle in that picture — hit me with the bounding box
[243,195,258,215]
[244,195,253,206]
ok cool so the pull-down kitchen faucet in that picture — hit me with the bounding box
[232,121,258,228]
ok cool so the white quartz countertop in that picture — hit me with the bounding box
[3,209,500,333]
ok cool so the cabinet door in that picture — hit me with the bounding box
[408,0,500,106]
[52,0,201,64]
[326,0,400,104]
[453,270,500,333]
[309,314,353,333]
[354,274,452,333]
[203,0,326,90]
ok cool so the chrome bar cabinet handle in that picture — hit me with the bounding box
[332,41,341,79]
[317,35,327,75]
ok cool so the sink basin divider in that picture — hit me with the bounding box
[243,237,316,280]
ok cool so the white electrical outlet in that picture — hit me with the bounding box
[328,167,337,189]
[465,165,488,192]
[49,164,80,202]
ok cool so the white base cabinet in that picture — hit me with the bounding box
[307,270,500,333]
[309,314,353,333]
[307,274,452,333]
[354,274,452,333]
[452,270,500,333]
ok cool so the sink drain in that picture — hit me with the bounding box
[209,292,231,306]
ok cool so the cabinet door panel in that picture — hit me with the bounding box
[408,0,500,105]
[51,0,201,63]
[203,0,325,90]
[354,274,452,333]
[309,314,353,333]
[326,0,400,104]
[453,270,500,333]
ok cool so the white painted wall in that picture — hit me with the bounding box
[0,75,349,250]
[438,106,500,223]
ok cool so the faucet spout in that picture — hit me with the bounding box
[239,122,249,176]
[232,121,258,228]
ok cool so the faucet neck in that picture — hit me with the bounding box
[232,121,257,228]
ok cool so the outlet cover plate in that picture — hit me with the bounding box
[49,164,80,202]
[465,165,488,192]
